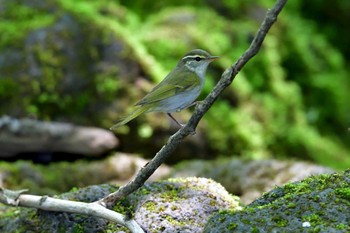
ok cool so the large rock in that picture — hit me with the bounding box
[0,0,142,126]
[0,177,241,233]
[204,170,350,232]
[172,158,334,204]
[1,167,347,232]
[0,153,170,195]
[0,116,118,157]
[128,177,241,232]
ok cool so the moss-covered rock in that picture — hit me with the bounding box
[127,177,241,232]
[0,153,170,196]
[2,170,350,232]
[0,0,143,125]
[0,177,240,233]
[1,0,349,168]
[172,158,334,204]
[204,170,350,232]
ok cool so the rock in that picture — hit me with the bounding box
[128,177,241,233]
[204,170,349,233]
[0,116,118,157]
[2,165,346,232]
[0,1,142,125]
[171,158,334,204]
[107,153,170,183]
[0,177,241,233]
[0,153,170,195]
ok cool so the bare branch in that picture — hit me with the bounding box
[0,188,144,233]
[98,0,288,207]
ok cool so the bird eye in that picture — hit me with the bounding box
[195,57,201,61]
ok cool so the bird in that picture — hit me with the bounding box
[110,49,219,130]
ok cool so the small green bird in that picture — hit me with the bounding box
[110,49,219,130]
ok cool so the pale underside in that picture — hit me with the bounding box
[136,67,206,113]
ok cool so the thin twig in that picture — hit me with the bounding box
[98,0,288,207]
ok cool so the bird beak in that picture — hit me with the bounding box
[207,56,219,61]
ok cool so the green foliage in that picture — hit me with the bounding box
[0,79,19,100]
[280,15,349,134]
[95,72,120,101]
[205,101,270,159]
[300,0,350,60]
[0,2,55,47]
[139,6,253,74]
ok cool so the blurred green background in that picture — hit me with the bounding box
[0,0,349,168]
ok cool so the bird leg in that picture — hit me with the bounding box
[167,113,184,128]
[184,100,201,109]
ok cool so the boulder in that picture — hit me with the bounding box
[0,116,118,157]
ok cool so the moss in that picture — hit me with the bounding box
[72,224,84,233]
[272,216,288,227]
[113,197,133,215]
[164,215,188,227]
[106,224,130,233]
[335,188,350,201]
[283,181,311,195]
[205,171,350,232]
[217,215,226,223]
[0,3,56,47]
[302,214,322,225]
[0,207,20,219]
[0,79,19,102]
[159,187,182,202]
[227,222,238,230]
[335,223,348,230]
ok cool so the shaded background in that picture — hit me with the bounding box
[0,0,349,169]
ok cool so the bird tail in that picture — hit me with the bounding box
[110,106,150,130]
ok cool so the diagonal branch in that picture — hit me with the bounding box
[98,0,288,207]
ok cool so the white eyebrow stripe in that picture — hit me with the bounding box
[182,55,206,60]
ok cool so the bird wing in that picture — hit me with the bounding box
[136,69,200,106]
